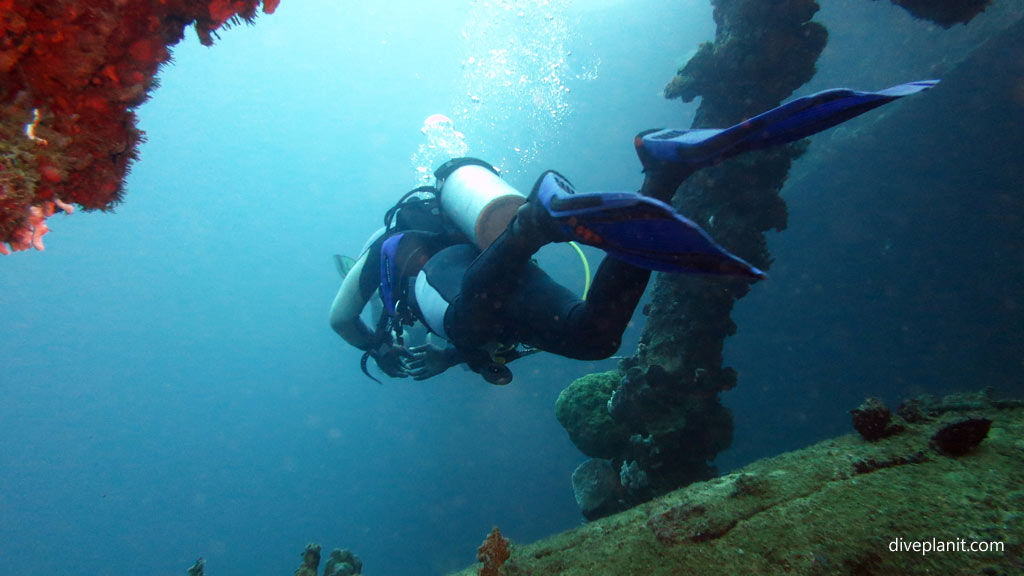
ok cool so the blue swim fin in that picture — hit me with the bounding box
[533,171,766,279]
[637,80,939,170]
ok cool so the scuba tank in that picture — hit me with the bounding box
[434,158,526,250]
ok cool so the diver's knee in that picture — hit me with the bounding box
[593,337,622,360]
[570,336,621,361]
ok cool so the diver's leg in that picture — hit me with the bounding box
[508,256,651,361]
[442,223,542,350]
[638,170,689,203]
[634,131,697,203]
[561,256,652,359]
[453,223,541,330]
[453,171,583,326]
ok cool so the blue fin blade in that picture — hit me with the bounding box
[563,194,765,279]
[537,174,765,279]
[642,79,939,168]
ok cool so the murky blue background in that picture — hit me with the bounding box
[2,1,1020,574]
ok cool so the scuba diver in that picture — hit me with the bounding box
[329,80,937,384]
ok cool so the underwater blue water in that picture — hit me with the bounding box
[1,1,1021,575]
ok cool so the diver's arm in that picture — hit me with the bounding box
[329,252,377,351]
[330,250,412,378]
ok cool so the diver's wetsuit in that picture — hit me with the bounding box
[422,229,652,361]
[350,168,670,367]
[370,160,705,364]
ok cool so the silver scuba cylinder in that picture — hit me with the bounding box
[438,163,525,250]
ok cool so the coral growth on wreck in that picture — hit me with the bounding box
[477,527,511,576]
[851,397,905,441]
[294,543,322,576]
[0,0,279,254]
[452,390,1024,576]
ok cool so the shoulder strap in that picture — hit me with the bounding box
[379,233,406,317]
[433,157,500,190]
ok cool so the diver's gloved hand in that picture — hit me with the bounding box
[369,342,413,378]
[405,344,462,381]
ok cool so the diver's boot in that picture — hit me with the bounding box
[511,169,649,249]
[634,128,696,202]
[514,170,766,279]
[507,170,579,254]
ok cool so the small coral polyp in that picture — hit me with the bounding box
[0,0,279,254]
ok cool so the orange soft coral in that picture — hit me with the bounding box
[477,527,511,576]
[0,0,279,255]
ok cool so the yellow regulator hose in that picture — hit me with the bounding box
[568,241,591,300]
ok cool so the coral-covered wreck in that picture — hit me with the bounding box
[0,0,278,254]
[452,391,1024,575]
